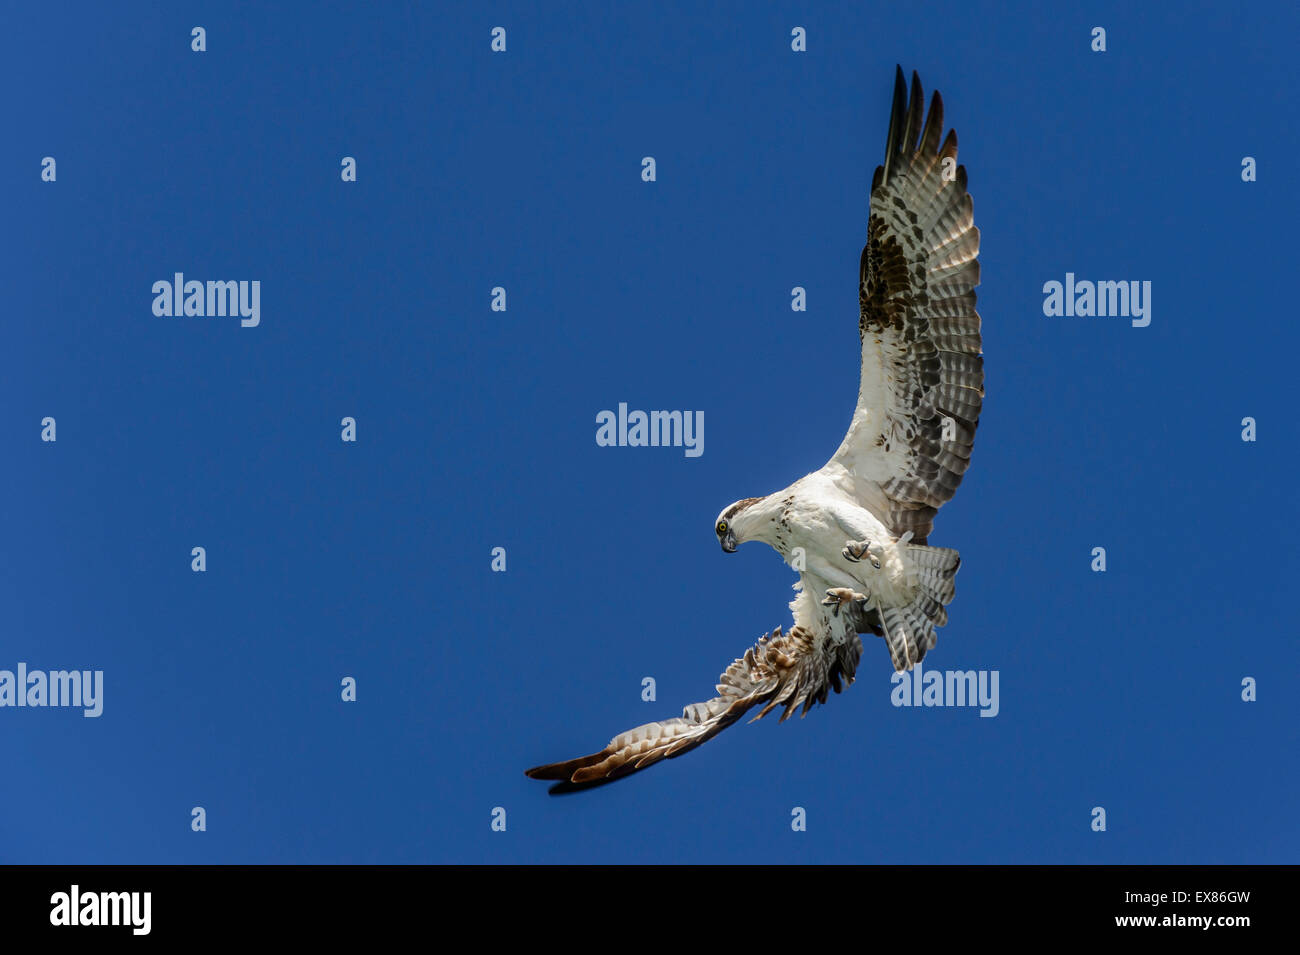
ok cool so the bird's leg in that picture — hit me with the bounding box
[842,539,882,569]
[822,587,870,617]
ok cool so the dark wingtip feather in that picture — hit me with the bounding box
[524,749,611,781]
[545,776,622,795]
[903,71,924,152]
[919,90,944,157]
[524,765,563,780]
[881,66,908,184]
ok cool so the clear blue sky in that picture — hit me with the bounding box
[3,0,1296,863]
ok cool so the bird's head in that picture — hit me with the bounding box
[714,497,763,553]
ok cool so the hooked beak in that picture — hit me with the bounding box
[721,531,737,553]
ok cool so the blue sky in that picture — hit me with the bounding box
[2,0,1296,863]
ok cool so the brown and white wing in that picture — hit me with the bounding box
[832,67,984,544]
[525,581,863,792]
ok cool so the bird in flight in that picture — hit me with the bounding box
[527,67,983,792]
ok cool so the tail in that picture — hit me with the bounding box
[880,544,961,671]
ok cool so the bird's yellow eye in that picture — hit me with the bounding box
[716,521,728,536]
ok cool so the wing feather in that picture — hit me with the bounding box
[833,67,984,543]
[526,583,864,793]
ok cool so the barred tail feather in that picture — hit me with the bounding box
[882,544,961,670]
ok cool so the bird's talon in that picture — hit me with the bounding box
[843,540,874,564]
[822,587,867,617]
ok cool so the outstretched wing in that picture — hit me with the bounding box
[832,67,983,544]
[526,580,863,793]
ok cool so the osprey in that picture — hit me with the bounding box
[527,67,983,791]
